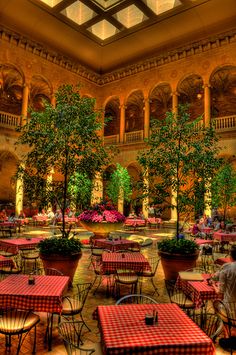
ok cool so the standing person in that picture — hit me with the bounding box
[213,245,236,350]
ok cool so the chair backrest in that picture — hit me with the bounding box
[213,299,236,328]
[116,293,158,305]
[148,256,160,274]
[76,283,92,308]
[58,320,95,355]
[192,313,223,341]
[35,267,63,276]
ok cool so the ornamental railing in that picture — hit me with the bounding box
[0,111,22,129]
[213,115,236,131]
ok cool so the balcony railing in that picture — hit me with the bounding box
[0,110,235,139]
[104,134,119,145]
[213,115,236,131]
[125,130,144,143]
[0,111,22,129]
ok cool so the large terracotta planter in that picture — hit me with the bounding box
[40,252,82,286]
[79,221,122,239]
[158,250,199,280]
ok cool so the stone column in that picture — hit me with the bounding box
[142,169,149,219]
[51,95,56,108]
[21,84,29,124]
[204,84,211,127]
[117,188,124,214]
[15,164,24,216]
[91,172,103,205]
[119,103,125,143]
[144,97,150,139]
[172,91,178,115]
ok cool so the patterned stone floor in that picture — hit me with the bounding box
[0,225,234,354]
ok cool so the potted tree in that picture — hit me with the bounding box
[16,84,111,283]
[157,238,199,280]
[138,105,223,279]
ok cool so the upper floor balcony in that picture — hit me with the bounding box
[1,110,236,145]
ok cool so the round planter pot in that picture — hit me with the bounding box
[158,250,199,280]
[79,221,122,239]
[39,252,82,286]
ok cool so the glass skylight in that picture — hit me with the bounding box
[61,1,96,26]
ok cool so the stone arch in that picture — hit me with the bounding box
[0,63,24,115]
[209,65,236,117]
[125,90,144,133]
[29,75,53,111]
[177,74,204,119]
[149,83,172,121]
[104,96,120,136]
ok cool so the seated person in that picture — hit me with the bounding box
[8,212,16,222]
[0,209,8,222]
[192,219,206,238]
[18,210,26,219]
[128,210,137,219]
[47,209,55,222]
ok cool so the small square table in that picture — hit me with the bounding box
[0,274,69,350]
[102,251,150,274]
[0,237,44,254]
[98,303,215,355]
[178,273,219,308]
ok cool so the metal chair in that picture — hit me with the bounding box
[20,248,40,274]
[91,257,112,296]
[60,283,92,331]
[139,256,160,295]
[213,300,236,354]
[0,308,40,354]
[191,312,223,342]
[165,279,195,315]
[34,267,64,275]
[116,293,158,305]
[114,269,140,299]
[58,320,102,354]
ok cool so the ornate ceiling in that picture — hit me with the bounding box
[0,0,236,73]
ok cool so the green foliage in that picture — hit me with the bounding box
[211,162,236,220]
[38,236,82,256]
[138,104,223,235]
[15,84,112,236]
[158,238,199,255]
[68,172,92,213]
[106,163,132,205]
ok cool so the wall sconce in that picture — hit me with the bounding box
[197,93,202,100]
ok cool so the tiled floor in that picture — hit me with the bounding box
[0,225,234,354]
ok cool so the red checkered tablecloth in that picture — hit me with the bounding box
[94,239,140,252]
[102,252,150,273]
[177,274,218,308]
[0,274,69,313]
[195,239,214,245]
[98,303,215,355]
[0,237,44,254]
[213,232,236,242]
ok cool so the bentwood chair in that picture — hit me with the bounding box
[91,257,112,296]
[139,256,160,295]
[116,293,158,305]
[58,321,102,355]
[60,283,92,331]
[34,267,64,276]
[165,279,195,316]
[114,269,140,299]
[0,308,40,354]
[213,300,236,354]
[191,312,223,342]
